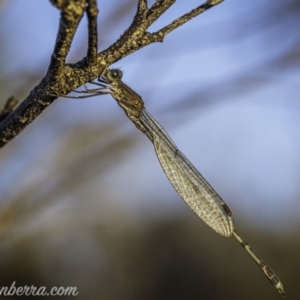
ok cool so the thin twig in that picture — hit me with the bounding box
[49,0,86,72]
[151,0,223,40]
[0,97,19,123]
[86,0,99,64]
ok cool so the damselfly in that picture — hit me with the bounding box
[62,69,285,296]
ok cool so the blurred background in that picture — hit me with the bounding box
[0,0,299,299]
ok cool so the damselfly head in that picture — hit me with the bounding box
[106,69,123,83]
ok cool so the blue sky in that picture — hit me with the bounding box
[0,0,299,235]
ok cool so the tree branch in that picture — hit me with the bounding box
[0,0,224,148]
[86,0,99,64]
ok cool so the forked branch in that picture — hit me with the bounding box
[0,0,223,147]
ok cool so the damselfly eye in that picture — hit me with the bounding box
[106,69,123,82]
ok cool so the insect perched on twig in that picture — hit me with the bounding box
[58,68,285,296]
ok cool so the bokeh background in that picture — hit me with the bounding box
[0,0,299,299]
